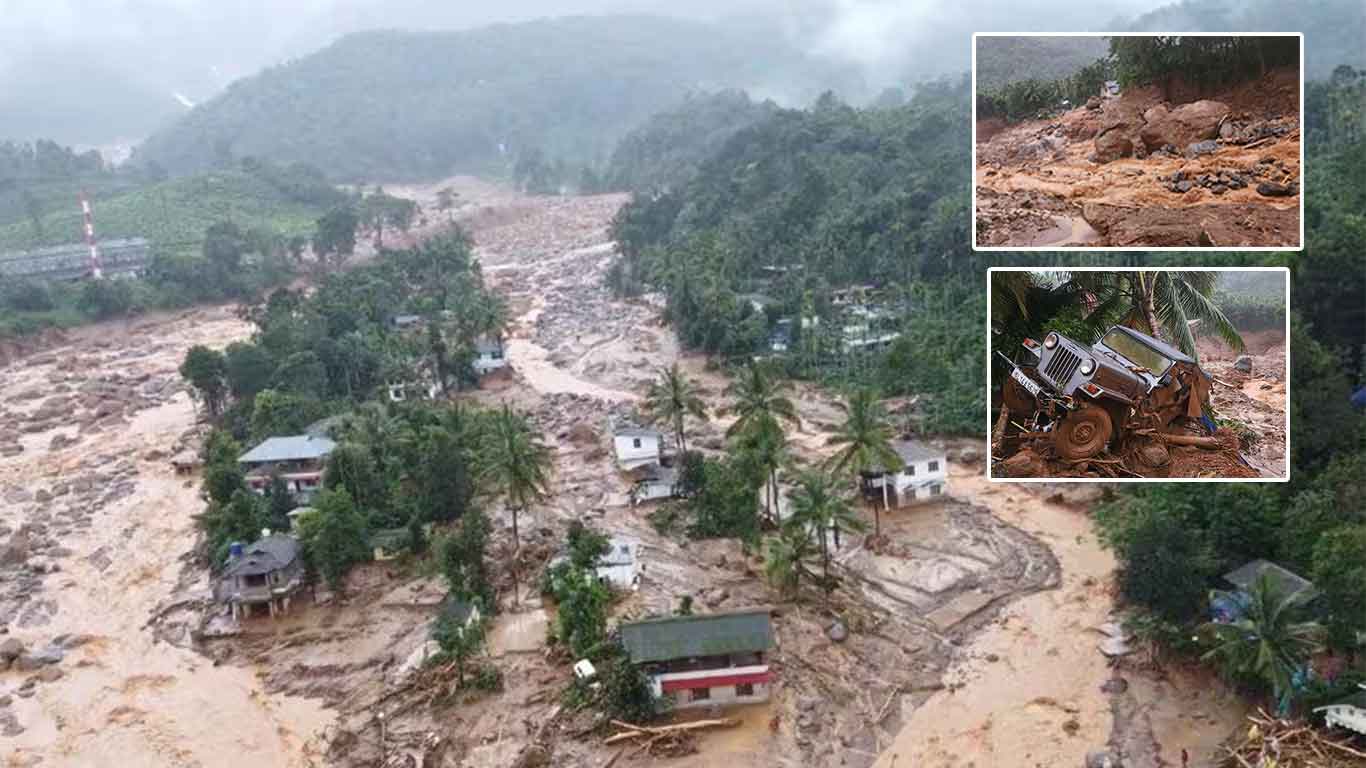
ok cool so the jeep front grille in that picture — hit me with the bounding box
[1044,346,1083,386]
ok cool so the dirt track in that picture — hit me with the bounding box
[975,69,1301,248]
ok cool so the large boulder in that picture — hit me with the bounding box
[1139,99,1229,150]
[0,637,24,663]
[1093,126,1134,163]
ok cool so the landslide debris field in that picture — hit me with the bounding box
[1,179,1241,768]
[976,69,1301,248]
[993,328,1287,480]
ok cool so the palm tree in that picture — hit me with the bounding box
[735,416,792,524]
[643,362,708,456]
[825,388,903,538]
[724,361,800,439]
[1066,270,1244,361]
[1200,574,1325,710]
[481,403,552,603]
[787,470,866,599]
[763,526,816,599]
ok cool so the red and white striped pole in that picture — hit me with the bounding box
[80,190,103,279]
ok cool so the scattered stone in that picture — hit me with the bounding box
[33,665,64,683]
[1256,181,1297,197]
[1185,139,1219,158]
[1234,355,1253,373]
[827,620,848,643]
[0,637,24,662]
[1100,676,1129,694]
[1093,127,1133,164]
[1086,748,1124,768]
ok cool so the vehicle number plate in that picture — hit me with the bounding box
[1011,367,1043,398]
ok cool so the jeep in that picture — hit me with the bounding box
[1001,324,1212,460]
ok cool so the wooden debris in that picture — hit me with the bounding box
[605,718,737,756]
[1221,708,1366,767]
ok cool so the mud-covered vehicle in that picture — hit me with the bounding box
[1000,325,1213,461]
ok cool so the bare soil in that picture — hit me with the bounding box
[975,69,1301,248]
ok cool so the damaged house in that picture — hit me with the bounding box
[631,463,680,505]
[860,439,947,509]
[612,423,665,471]
[239,434,336,504]
[620,608,774,711]
[217,532,306,620]
[473,336,508,375]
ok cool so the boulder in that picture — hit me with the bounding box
[0,637,24,662]
[827,620,848,643]
[1139,99,1229,150]
[1256,181,1297,197]
[1086,749,1124,768]
[1185,140,1219,158]
[1234,355,1253,373]
[1093,127,1133,164]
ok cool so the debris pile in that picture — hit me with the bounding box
[1220,710,1366,768]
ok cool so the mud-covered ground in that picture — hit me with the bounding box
[976,69,1300,248]
[1,178,1245,768]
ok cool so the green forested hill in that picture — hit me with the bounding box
[605,90,782,193]
[134,15,857,182]
[975,37,1110,90]
[1126,0,1364,78]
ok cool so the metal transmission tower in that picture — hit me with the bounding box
[79,189,104,279]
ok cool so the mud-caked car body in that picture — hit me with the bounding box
[1001,325,1212,460]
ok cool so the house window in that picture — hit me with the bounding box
[931,484,942,496]
[928,460,940,472]
[691,687,711,702]
[906,464,915,476]
[736,682,755,696]
[632,438,642,449]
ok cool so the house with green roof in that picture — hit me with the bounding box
[619,608,774,710]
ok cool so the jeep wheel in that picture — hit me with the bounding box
[1056,405,1113,460]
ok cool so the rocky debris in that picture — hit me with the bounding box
[1138,100,1229,151]
[826,619,848,643]
[1160,167,1252,194]
[1082,201,1298,248]
[1184,139,1219,158]
[11,644,63,671]
[0,636,25,666]
[1100,676,1129,694]
[1256,180,1298,197]
[1234,355,1254,373]
[1085,748,1124,768]
[1092,126,1133,164]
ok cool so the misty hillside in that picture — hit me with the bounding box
[1128,0,1363,78]
[134,15,859,181]
[975,37,1110,91]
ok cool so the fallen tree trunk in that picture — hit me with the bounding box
[1157,434,1224,448]
[604,718,739,744]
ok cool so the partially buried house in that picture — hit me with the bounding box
[217,532,305,620]
[619,608,774,710]
[238,434,336,504]
[860,439,947,509]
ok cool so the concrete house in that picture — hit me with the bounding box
[861,440,947,509]
[218,533,306,620]
[632,463,680,505]
[239,435,336,503]
[620,609,774,711]
[596,537,643,591]
[473,336,508,375]
[613,425,664,471]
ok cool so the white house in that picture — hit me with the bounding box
[473,336,507,375]
[596,536,642,591]
[620,609,773,712]
[613,425,663,471]
[632,463,679,504]
[861,439,947,508]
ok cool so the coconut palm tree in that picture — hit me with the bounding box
[481,403,552,603]
[1200,574,1325,709]
[735,415,792,524]
[825,387,902,538]
[643,362,708,456]
[787,470,867,598]
[724,361,800,439]
[1066,270,1244,362]
[763,526,816,599]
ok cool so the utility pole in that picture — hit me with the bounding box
[79,189,103,279]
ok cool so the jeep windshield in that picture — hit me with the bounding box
[1098,328,1173,375]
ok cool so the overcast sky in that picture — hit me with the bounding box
[0,0,1154,144]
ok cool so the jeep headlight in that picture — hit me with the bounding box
[1080,358,1096,375]
[1043,333,1059,349]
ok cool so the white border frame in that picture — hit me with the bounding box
[971,32,1305,252]
[985,266,1292,483]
